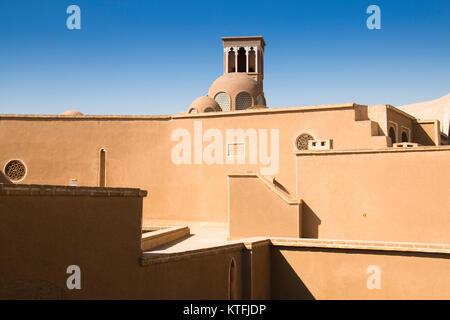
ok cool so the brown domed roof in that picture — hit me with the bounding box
[188,96,221,113]
[208,73,260,98]
[61,110,84,116]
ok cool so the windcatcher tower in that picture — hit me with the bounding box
[222,36,266,88]
[187,36,267,114]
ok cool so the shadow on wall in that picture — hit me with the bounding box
[301,202,321,239]
[273,178,290,195]
[0,171,12,183]
[414,124,436,146]
[271,248,315,300]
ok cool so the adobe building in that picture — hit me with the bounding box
[1,36,449,300]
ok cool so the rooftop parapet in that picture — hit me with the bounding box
[0,183,147,197]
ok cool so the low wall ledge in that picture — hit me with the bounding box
[228,173,301,205]
[0,114,171,121]
[173,103,357,119]
[295,145,450,156]
[0,183,148,198]
[140,243,245,266]
[270,238,450,255]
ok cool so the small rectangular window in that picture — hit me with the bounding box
[227,143,245,157]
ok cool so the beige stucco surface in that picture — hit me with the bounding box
[0,104,397,226]
[228,174,301,239]
[297,147,450,243]
[271,246,450,300]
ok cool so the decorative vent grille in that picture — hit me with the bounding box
[235,92,252,110]
[296,134,314,151]
[4,160,26,181]
[214,92,231,112]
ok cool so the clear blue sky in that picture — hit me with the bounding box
[0,0,449,115]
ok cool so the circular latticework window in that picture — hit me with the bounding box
[296,134,314,151]
[214,92,231,112]
[4,160,26,181]
[235,92,252,110]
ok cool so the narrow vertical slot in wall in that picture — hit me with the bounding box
[99,149,106,187]
[228,258,237,300]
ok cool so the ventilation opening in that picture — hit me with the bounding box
[4,159,26,182]
[248,48,256,72]
[296,134,314,151]
[235,92,252,110]
[237,47,246,72]
[214,92,231,112]
[228,258,237,300]
[99,149,106,187]
[228,49,236,73]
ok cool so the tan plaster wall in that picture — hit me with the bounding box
[414,121,439,146]
[138,249,244,299]
[271,247,450,300]
[367,105,388,136]
[246,241,271,299]
[142,107,388,225]
[296,148,450,243]
[228,175,301,239]
[0,186,245,299]
[0,190,144,299]
[1,186,449,300]
[0,106,389,226]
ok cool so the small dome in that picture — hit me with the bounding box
[208,73,260,99]
[61,110,84,116]
[188,96,221,113]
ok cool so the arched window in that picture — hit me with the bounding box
[296,133,314,151]
[188,108,198,114]
[204,107,215,113]
[228,49,236,73]
[389,127,397,144]
[235,92,252,110]
[401,131,408,142]
[4,159,26,182]
[248,48,256,72]
[99,149,106,187]
[228,258,237,300]
[214,92,231,112]
[237,47,246,72]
